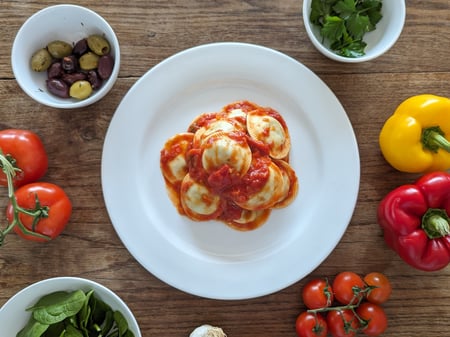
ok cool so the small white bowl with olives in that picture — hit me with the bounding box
[11,4,120,109]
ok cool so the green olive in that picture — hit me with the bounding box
[30,48,52,72]
[69,80,93,100]
[47,40,73,59]
[79,52,99,70]
[87,34,111,56]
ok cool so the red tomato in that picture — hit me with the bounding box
[0,129,48,187]
[356,302,388,336]
[333,271,366,305]
[302,278,334,309]
[7,182,72,242]
[295,311,327,337]
[363,272,392,305]
[327,309,359,337]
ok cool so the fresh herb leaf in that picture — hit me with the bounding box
[309,0,383,57]
[321,16,346,43]
[346,12,371,39]
[333,0,356,19]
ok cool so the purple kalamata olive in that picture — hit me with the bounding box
[87,70,103,90]
[46,78,69,98]
[97,54,114,80]
[47,62,63,79]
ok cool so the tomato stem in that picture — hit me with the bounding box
[0,151,51,246]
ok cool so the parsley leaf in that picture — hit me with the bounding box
[309,0,383,58]
[333,0,355,19]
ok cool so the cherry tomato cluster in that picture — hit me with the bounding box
[0,129,72,245]
[296,272,392,337]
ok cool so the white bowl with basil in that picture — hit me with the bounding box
[302,0,406,62]
[0,277,141,337]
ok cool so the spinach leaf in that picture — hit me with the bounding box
[17,289,135,337]
[31,290,86,325]
[16,317,49,337]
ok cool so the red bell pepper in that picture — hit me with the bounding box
[377,171,450,271]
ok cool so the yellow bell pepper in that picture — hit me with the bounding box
[379,94,450,173]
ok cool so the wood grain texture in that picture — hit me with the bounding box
[1,1,450,336]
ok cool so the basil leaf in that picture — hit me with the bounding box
[31,290,86,325]
[16,317,49,337]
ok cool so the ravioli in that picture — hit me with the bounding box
[159,100,298,231]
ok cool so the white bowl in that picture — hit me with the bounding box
[11,4,120,108]
[302,0,406,63]
[0,277,141,336]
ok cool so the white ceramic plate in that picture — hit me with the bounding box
[0,277,141,337]
[101,42,360,300]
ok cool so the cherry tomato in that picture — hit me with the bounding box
[302,278,334,309]
[295,311,327,337]
[364,272,392,305]
[332,271,366,305]
[356,302,388,336]
[327,309,359,337]
[7,182,72,242]
[0,129,48,187]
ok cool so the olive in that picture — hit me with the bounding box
[62,55,78,73]
[47,62,63,78]
[79,52,99,70]
[46,78,69,98]
[62,72,87,86]
[69,80,93,100]
[72,38,88,57]
[47,40,73,59]
[31,48,52,72]
[87,70,103,90]
[97,54,114,80]
[87,34,110,56]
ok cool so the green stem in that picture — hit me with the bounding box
[422,208,450,239]
[421,126,450,153]
[0,151,50,246]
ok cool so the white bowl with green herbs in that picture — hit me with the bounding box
[0,277,141,337]
[303,0,406,62]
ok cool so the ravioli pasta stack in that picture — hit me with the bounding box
[160,100,298,231]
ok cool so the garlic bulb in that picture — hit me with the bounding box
[189,324,227,337]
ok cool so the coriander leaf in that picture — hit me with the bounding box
[321,16,346,43]
[346,12,370,39]
[333,0,356,19]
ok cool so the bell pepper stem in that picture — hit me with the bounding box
[422,208,450,239]
[421,126,450,153]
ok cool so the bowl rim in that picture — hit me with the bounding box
[0,276,141,336]
[302,0,406,63]
[11,4,121,109]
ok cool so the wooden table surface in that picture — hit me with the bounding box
[1,1,449,336]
